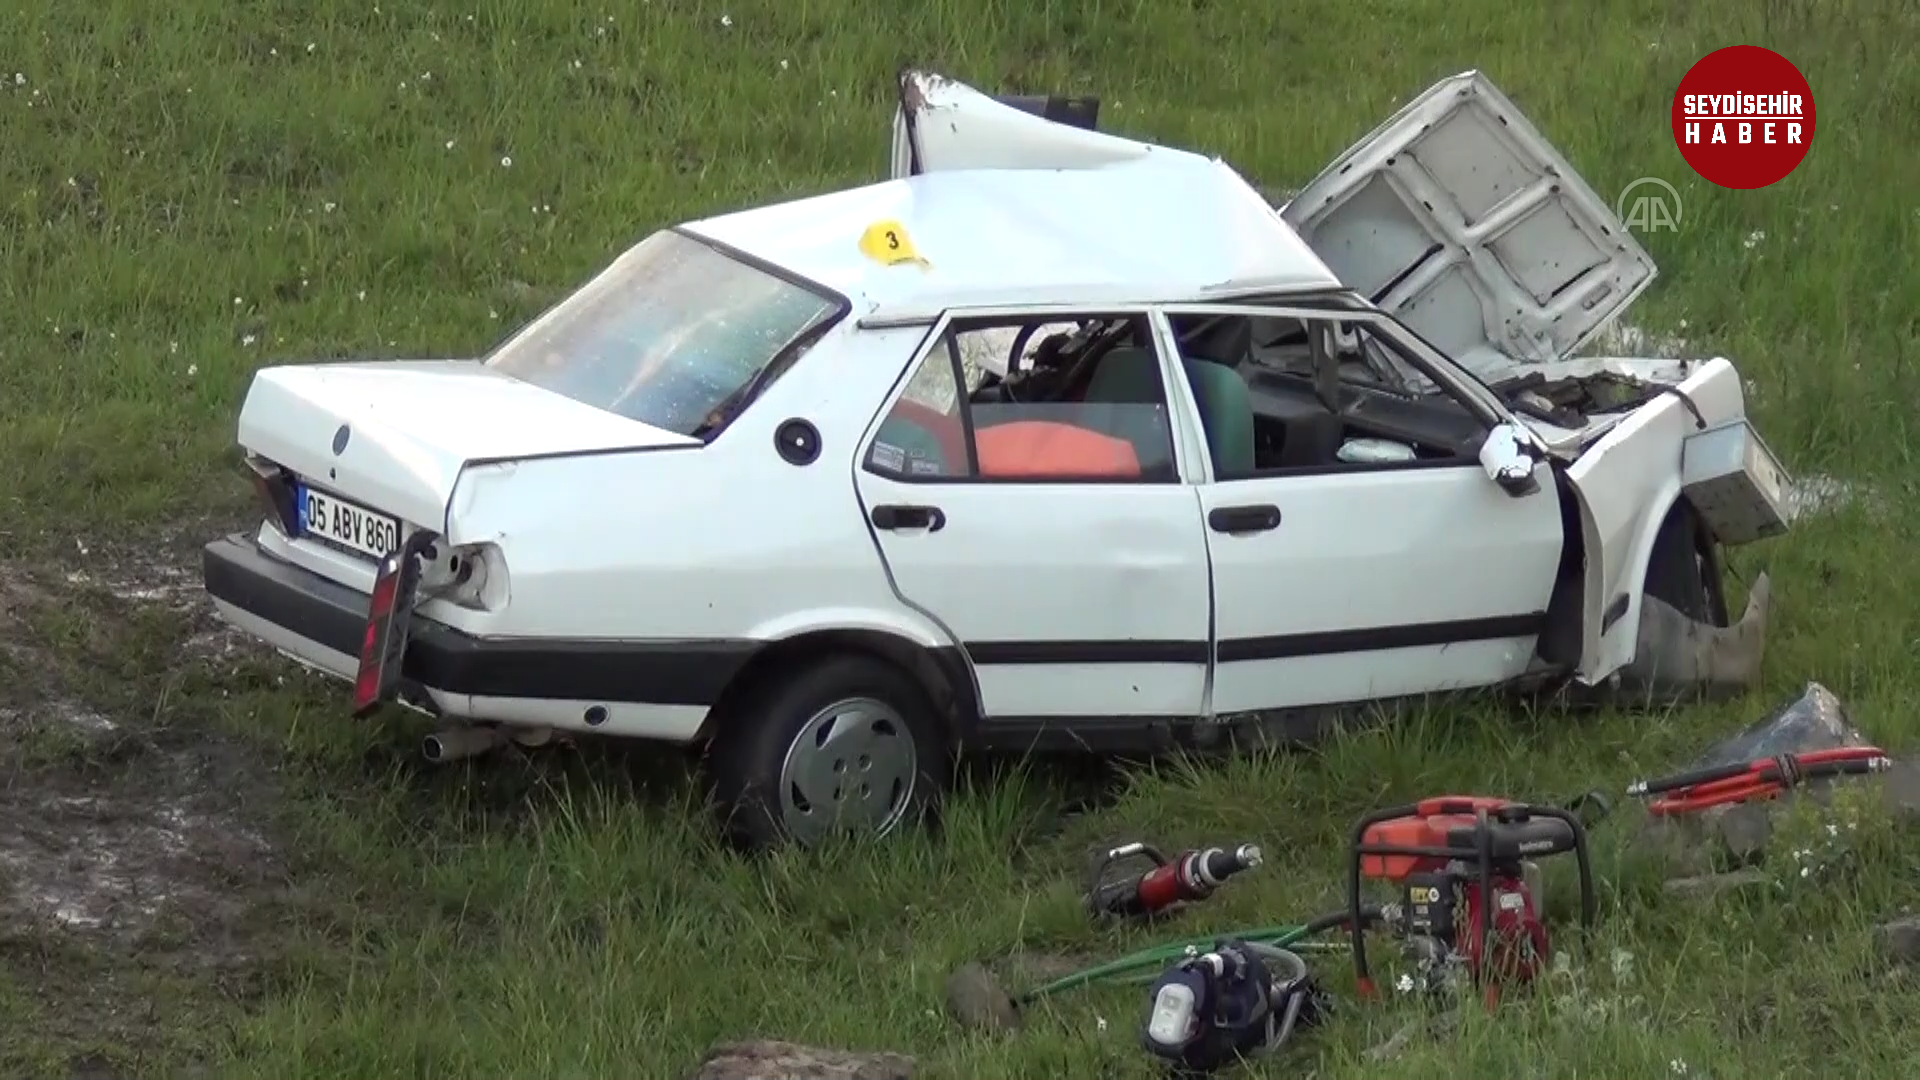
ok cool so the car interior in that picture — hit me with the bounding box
[869,310,1492,483]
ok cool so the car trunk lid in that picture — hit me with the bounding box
[239,359,699,536]
[1280,71,1659,384]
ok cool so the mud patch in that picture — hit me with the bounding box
[0,519,295,1070]
[0,759,277,938]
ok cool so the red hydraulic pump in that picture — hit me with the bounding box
[1346,797,1595,1008]
[1085,840,1263,922]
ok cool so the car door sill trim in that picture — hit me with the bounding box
[1214,612,1546,663]
[963,612,1545,668]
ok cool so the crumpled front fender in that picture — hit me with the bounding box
[1615,573,1772,704]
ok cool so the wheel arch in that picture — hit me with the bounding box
[699,626,983,747]
[1558,472,1709,682]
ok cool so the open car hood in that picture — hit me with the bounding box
[1278,72,1659,382]
[888,70,1659,386]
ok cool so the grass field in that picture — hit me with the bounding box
[2,0,1917,1077]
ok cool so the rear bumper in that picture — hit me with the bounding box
[201,533,757,714]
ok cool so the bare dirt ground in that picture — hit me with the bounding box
[0,520,300,1075]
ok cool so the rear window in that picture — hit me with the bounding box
[485,229,844,439]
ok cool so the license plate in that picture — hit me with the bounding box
[296,483,401,559]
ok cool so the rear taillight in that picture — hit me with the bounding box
[353,532,434,717]
[245,454,300,535]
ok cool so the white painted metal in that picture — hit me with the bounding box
[1280,71,1659,382]
[238,359,697,531]
[683,156,1342,324]
[850,313,1214,719]
[890,70,1163,178]
[1149,302,1567,711]
[1561,357,1753,680]
[1195,460,1564,713]
[1681,420,1793,544]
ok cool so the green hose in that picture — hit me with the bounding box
[1014,915,1352,1004]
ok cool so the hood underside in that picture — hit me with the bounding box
[1278,72,1661,384]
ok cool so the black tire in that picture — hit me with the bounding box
[704,653,951,852]
[1642,500,1731,628]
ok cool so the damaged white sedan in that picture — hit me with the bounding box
[201,69,1792,849]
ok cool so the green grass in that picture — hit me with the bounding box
[3,0,1918,1077]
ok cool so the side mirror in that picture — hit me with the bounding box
[1479,423,1542,497]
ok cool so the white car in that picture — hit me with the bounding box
[201,70,1792,849]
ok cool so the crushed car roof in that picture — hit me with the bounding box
[680,153,1345,323]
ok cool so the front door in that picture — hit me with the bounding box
[1153,304,1568,714]
[852,310,1214,731]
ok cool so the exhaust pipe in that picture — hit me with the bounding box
[422,725,508,764]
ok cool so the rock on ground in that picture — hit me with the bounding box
[1875,916,1920,965]
[942,960,1022,1034]
[1663,869,1773,900]
[688,1041,914,1080]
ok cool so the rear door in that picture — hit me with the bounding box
[888,69,1165,179]
[851,309,1215,733]
[1280,71,1659,384]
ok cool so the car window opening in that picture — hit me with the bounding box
[867,314,1179,483]
[483,229,845,441]
[1164,312,1488,477]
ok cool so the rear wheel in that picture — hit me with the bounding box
[705,654,950,851]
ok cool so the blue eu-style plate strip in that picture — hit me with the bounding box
[293,482,310,535]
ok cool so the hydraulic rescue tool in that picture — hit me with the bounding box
[1630,746,1892,815]
[1140,939,1329,1076]
[1086,841,1263,922]
[1347,797,1595,1008]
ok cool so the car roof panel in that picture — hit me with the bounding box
[681,154,1344,322]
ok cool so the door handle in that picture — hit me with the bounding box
[871,503,946,532]
[1208,504,1281,534]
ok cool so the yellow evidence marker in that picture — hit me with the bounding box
[858,220,928,267]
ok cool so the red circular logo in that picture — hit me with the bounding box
[1672,46,1815,189]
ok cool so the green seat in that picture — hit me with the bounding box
[1181,358,1256,478]
[1084,346,1256,478]
[1082,347,1173,474]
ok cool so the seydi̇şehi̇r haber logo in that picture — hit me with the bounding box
[1672,45,1817,189]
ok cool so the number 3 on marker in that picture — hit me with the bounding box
[859,219,924,266]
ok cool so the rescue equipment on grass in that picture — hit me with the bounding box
[1347,796,1596,1010]
[1086,840,1263,922]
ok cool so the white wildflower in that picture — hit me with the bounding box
[1610,949,1635,981]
